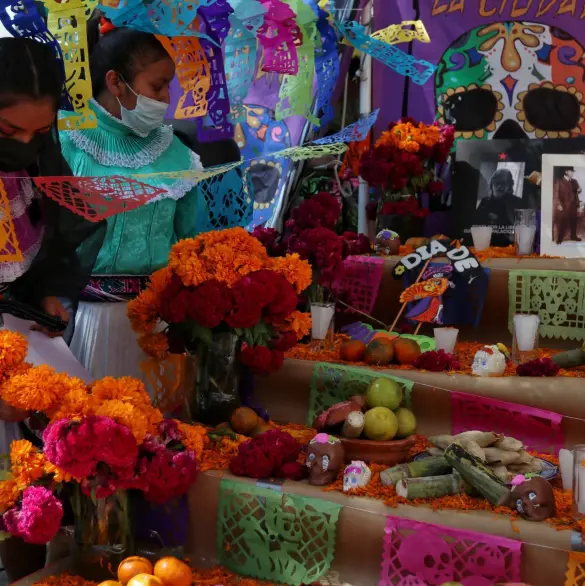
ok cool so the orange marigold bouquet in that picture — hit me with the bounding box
[0,333,208,545]
[127,227,313,374]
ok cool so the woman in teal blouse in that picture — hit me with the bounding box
[60,27,203,383]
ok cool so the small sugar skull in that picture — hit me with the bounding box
[306,433,344,486]
[505,476,555,522]
[343,460,371,492]
[374,230,400,256]
[472,345,506,377]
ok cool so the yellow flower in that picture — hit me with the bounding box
[269,254,312,294]
[10,439,46,490]
[0,330,28,373]
[138,332,169,360]
[283,311,312,340]
[395,265,405,275]
[44,461,76,484]
[127,289,160,334]
[1,365,85,413]
[0,478,20,512]
[90,376,151,407]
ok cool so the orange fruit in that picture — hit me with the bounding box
[98,582,122,586]
[127,576,163,586]
[118,557,154,585]
[364,339,394,366]
[230,406,260,435]
[392,338,421,365]
[340,340,366,362]
[154,557,193,586]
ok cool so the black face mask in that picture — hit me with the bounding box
[0,134,46,172]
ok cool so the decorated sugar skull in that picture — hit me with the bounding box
[306,433,344,486]
[435,23,585,141]
[505,476,556,522]
[374,229,400,255]
[472,345,507,377]
[343,461,371,492]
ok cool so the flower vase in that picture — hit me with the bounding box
[72,488,134,575]
[310,301,335,349]
[189,332,241,426]
[377,212,425,242]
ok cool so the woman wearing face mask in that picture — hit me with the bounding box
[59,27,204,384]
[0,36,105,581]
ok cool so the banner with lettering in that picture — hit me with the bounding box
[374,0,585,142]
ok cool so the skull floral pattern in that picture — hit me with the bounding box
[435,23,585,141]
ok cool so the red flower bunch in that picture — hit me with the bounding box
[251,227,285,257]
[414,349,461,372]
[43,416,138,479]
[289,192,341,232]
[230,430,303,479]
[342,232,371,256]
[3,486,63,544]
[238,343,284,374]
[516,358,560,377]
[380,196,430,218]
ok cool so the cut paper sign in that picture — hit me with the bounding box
[380,516,522,586]
[257,0,299,75]
[0,180,23,264]
[335,19,436,85]
[313,110,380,145]
[566,551,585,586]
[451,391,564,455]
[0,0,72,111]
[371,20,430,45]
[33,176,166,222]
[332,255,384,315]
[158,35,210,120]
[45,0,97,130]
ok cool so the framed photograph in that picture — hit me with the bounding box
[453,138,585,246]
[541,154,585,258]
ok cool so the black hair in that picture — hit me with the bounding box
[0,37,64,110]
[89,27,170,97]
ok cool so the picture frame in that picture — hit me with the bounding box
[541,154,585,258]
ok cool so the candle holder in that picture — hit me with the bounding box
[512,313,540,363]
[470,225,492,251]
[573,445,585,520]
[514,209,537,256]
[433,327,459,354]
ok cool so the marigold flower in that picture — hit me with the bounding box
[282,311,312,340]
[138,332,169,360]
[269,254,312,294]
[1,365,85,413]
[0,331,28,374]
[127,289,160,334]
[10,440,46,490]
[89,376,151,407]
[176,421,208,460]
[48,387,94,421]
[148,266,173,295]
[93,400,158,444]
[0,478,20,512]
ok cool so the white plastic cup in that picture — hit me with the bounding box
[470,225,493,251]
[513,314,540,351]
[515,224,536,256]
[559,448,574,491]
[433,327,459,354]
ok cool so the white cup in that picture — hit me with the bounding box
[470,225,493,251]
[433,327,459,354]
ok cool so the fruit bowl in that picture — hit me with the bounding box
[337,434,417,465]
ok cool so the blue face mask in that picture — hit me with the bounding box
[118,82,168,137]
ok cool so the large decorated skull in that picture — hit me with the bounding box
[505,476,556,522]
[472,345,507,377]
[435,23,585,141]
[306,433,344,486]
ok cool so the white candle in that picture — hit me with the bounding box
[515,224,536,255]
[311,304,335,340]
[433,327,459,354]
[560,449,574,491]
[470,226,492,251]
[573,446,585,517]
[513,314,539,351]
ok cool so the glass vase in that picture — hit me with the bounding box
[189,332,241,426]
[71,487,134,573]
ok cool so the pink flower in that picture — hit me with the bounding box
[3,487,63,544]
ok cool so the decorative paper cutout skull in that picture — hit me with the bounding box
[306,433,344,486]
[472,345,507,377]
[343,460,371,492]
[398,532,454,584]
[435,23,585,141]
[374,229,401,256]
[506,476,555,522]
[466,545,506,580]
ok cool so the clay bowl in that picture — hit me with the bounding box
[337,435,417,465]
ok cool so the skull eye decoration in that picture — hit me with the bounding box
[306,433,344,486]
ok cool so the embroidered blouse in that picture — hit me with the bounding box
[59,100,204,276]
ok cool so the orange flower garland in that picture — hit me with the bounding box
[377,121,442,154]
[127,289,161,335]
[0,330,28,372]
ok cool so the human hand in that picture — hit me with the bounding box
[558,205,563,211]
[31,296,68,338]
[0,398,29,422]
